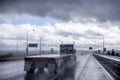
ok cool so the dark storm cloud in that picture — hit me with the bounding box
[0,0,120,22]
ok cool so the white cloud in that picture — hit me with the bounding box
[0,22,120,50]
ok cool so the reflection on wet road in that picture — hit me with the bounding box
[25,69,49,80]
[77,56,110,80]
[0,60,25,80]
[0,52,112,80]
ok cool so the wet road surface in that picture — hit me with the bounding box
[94,54,120,80]
[0,60,25,80]
[0,52,112,80]
[77,55,110,80]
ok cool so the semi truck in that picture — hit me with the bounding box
[24,44,76,77]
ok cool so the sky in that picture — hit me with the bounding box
[0,0,120,51]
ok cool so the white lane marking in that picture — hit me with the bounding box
[76,54,92,80]
[93,55,114,80]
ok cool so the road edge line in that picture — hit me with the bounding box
[93,55,114,80]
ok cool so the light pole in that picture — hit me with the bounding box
[39,37,42,55]
[102,35,104,54]
[26,29,35,56]
[93,40,96,53]
[16,38,18,55]
[26,31,29,56]
[73,41,75,45]
[96,34,104,54]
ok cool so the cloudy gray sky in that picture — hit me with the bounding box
[1,0,120,22]
[0,0,120,50]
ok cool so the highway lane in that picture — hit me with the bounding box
[0,51,112,80]
[0,52,87,80]
[76,54,110,80]
[0,60,25,80]
[94,54,120,80]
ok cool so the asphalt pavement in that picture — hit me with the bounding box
[94,54,120,80]
[0,52,113,80]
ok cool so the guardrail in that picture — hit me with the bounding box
[93,54,120,80]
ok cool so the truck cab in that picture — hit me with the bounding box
[60,44,76,54]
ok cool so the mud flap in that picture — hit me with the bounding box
[47,63,56,76]
[27,62,35,73]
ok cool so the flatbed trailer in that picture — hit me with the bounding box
[24,44,76,76]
